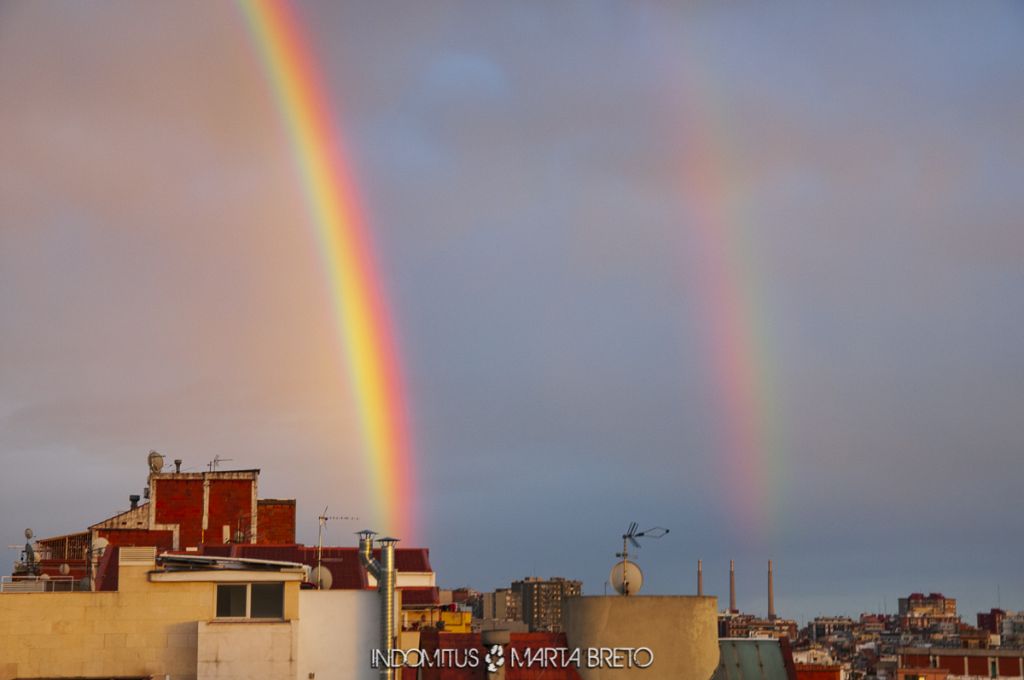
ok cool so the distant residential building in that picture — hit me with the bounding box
[899,593,959,633]
[811,616,855,641]
[980,609,1008,635]
[513,576,582,632]
[899,593,958,618]
[958,623,995,649]
[900,646,1024,678]
[859,613,890,635]
[480,586,521,622]
[1002,612,1024,648]
[719,611,798,640]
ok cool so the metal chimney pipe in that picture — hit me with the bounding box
[768,559,776,621]
[358,530,381,579]
[729,560,737,613]
[174,459,182,473]
[697,559,703,596]
[129,494,140,510]
[359,530,397,680]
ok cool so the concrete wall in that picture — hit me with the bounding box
[297,589,380,680]
[0,564,209,680]
[563,595,720,680]
[0,561,300,680]
[197,620,297,680]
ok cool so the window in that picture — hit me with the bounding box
[216,584,247,617]
[216,582,285,619]
[251,583,285,618]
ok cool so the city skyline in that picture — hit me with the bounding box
[1,1,1023,620]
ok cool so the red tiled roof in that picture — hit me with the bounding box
[190,543,431,590]
[402,586,440,607]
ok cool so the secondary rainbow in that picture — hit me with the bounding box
[239,0,417,540]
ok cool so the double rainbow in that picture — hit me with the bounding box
[240,0,416,540]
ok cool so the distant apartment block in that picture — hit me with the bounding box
[719,610,798,640]
[811,616,855,640]
[513,576,582,632]
[899,592,958,632]
[480,586,521,622]
[979,608,1008,635]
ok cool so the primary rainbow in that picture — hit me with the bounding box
[240,0,417,540]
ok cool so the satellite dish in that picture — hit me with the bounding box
[311,566,333,590]
[39,573,50,581]
[59,563,71,576]
[24,528,33,540]
[148,450,165,473]
[92,537,109,556]
[610,559,644,596]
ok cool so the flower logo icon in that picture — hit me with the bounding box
[485,644,505,673]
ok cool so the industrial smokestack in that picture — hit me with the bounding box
[729,559,737,613]
[129,494,140,510]
[768,559,776,621]
[174,459,182,473]
[697,559,703,596]
[359,530,398,680]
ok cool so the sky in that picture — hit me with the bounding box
[1,1,1023,622]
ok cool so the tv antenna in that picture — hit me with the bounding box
[7,528,39,576]
[207,455,233,472]
[315,506,358,589]
[610,522,668,596]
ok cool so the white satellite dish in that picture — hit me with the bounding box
[610,559,644,596]
[148,450,165,473]
[59,563,71,576]
[24,528,34,540]
[311,566,333,590]
[92,537,109,556]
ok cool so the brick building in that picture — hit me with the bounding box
[15,455,440,610]
[28,463,297,582]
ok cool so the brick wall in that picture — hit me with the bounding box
[207,479,254,544]
[257,500,296,544]
[97,528,174,554]
[154,477,254,547]
[154,478,205,546]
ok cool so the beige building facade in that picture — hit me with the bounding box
[563,595,720,680]
[0,548,302,680]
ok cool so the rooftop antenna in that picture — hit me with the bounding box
[207,455,233,472]
[9,528,40,576]
[315,506,358,589]
[610,522,668,596]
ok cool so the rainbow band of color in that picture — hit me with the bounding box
[240,0,416,540]
[678,65,781,538]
